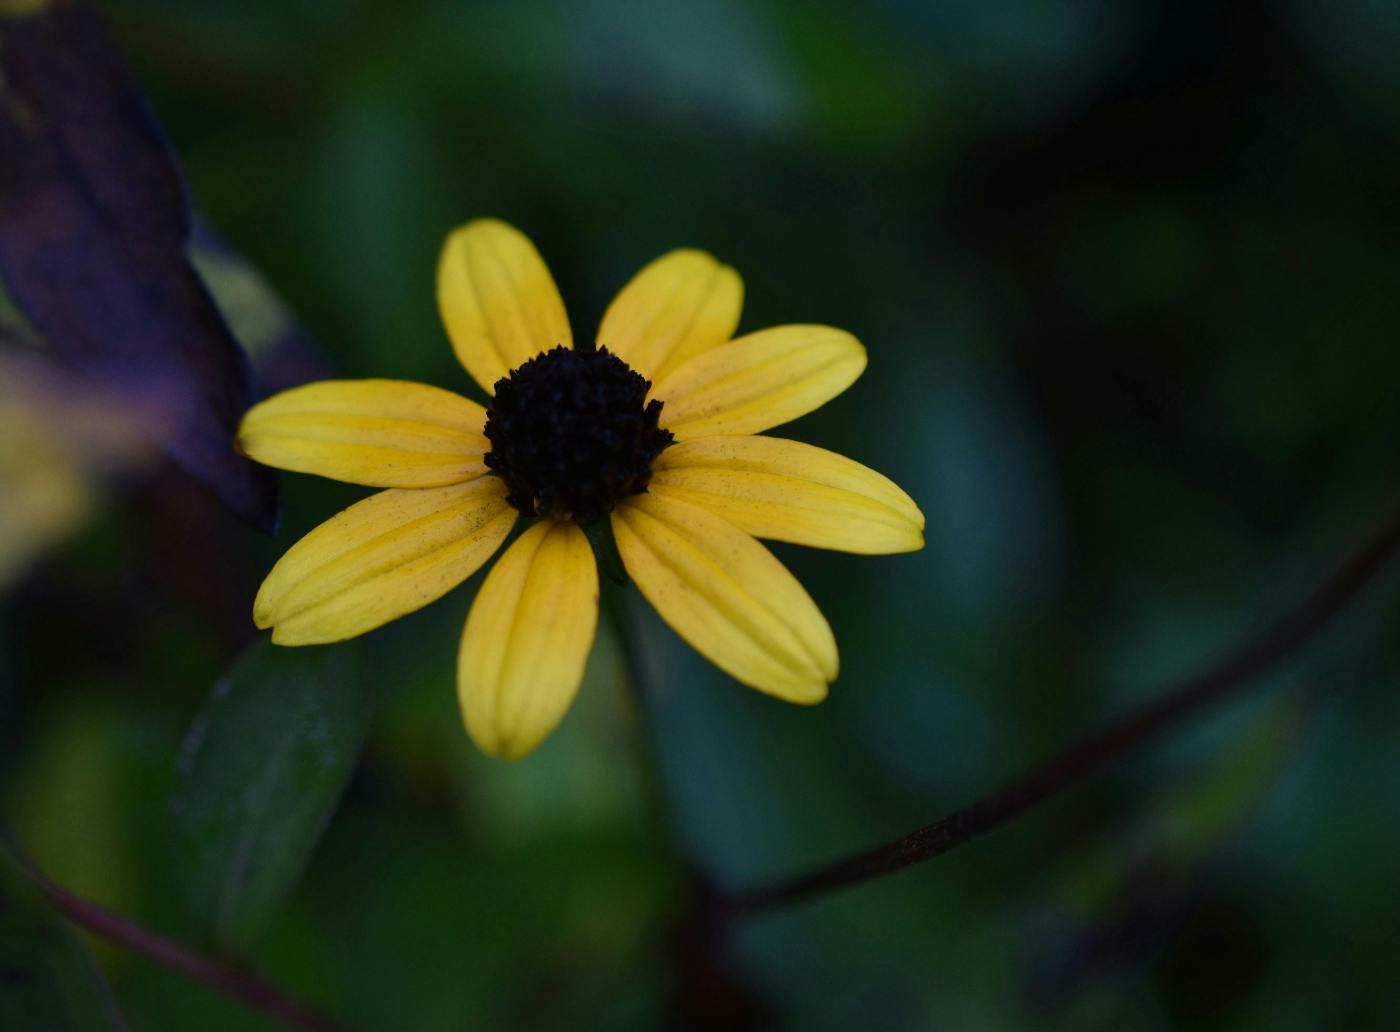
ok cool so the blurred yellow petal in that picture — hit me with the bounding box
[0,414,91,590]
[0,355,151,589]
[597,249,742,382]
[255,478,515,645]
[0,0,49,18]
[436,218,572,394]
[652,325,866,439]
[458,520,598,760]
[612,491,836,703]
[238,379,488,488]
[651,436,924,554]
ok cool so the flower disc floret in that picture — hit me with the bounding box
[484,344,673,524]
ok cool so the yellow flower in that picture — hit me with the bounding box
[239,219,925,759]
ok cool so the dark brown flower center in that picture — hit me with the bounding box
[483,343,673,524]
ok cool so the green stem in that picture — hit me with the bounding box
[602,582,670,824]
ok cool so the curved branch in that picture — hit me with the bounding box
[33,872,348,1032]
[723,501,1400,917]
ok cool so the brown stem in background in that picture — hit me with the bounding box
[33,872,349,1032]
[28,498,1400,1024]
[722,500,1400,917]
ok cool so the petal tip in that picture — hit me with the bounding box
[467,724,539,762]
[887,525,926,554]
[667,246,719,265]
[462,698,561,762]
[252,588,276,629]
[777,676,830,706]
[443,216,510,243]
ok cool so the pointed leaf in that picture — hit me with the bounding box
[171,637,371,951]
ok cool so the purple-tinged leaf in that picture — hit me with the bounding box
[0,0,277,530]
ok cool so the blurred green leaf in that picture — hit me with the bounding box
[1022,694,1309,1011]
[0,835,125,1031]
[10,698,139,921]
[171,637,370,953]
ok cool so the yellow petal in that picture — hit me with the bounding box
[651,436,924,554]
[612,492,836,703]
[458,520,599,760]
[436,218,572,394]
[651,325,866,439]
[256,478,515,645]
[238,379,489,488]
[596,249,742,382]
[0,1,51,20]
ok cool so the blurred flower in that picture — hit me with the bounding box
[0,351,150,590]
[239,219,924,759]
[0,0,49,17]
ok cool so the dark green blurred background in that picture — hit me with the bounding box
[4,0,1400,1028]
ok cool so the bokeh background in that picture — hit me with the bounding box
[4,0,1400,1028]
